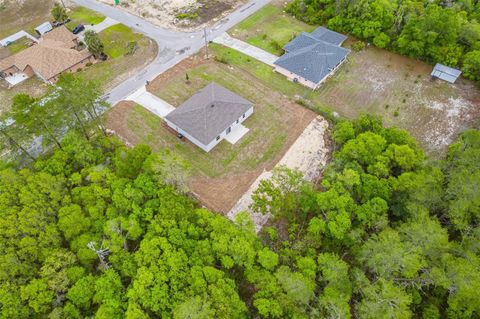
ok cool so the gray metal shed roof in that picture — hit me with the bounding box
[35,22,53,35]
[431,63,462,83]
[310,27,348,46]
[275,40,350,84]
[165,82,253,145]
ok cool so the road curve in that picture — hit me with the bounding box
[72,0,271,105]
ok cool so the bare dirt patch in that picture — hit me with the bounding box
[97,0,247,31]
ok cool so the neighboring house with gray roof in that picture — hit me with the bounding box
[274,27,350,89]
[431,63,462,84]
[165,82,254,152]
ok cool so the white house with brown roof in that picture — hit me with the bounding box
[0,26,93,86]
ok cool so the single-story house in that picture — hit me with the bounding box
[35,22,53,36]
[274,27,350,90]
[0,26,92,86]
[431,63,462,84]
[165,82,254,152]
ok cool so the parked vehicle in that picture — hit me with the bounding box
[52,18,71,28]
[72,24,85,34]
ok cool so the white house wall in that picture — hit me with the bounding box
[165,106,254,152]
[274,56,347,90]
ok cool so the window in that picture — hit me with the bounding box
[216,136,220,141]
[236,119,239,124]
[242,113,246,118]
[226,127,231,134]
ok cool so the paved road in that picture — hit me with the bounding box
[72,0,271,105]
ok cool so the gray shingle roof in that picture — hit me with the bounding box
[275,41,349,85]
[165,82,253,145]
[310,27,348,46]
[283,32,320,52]
[275,27,350,85]
[431,63,462,83]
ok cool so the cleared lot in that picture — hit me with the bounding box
[221,3,480,155]
[96,0,247,31]
[106,53,316,212]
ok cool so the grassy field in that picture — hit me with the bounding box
[209,43,480,155]
[133,62,310,177]
[79,24,157,90]
[0,0,54,39]
[229,3,315,55]
[100,24,143,58]
[66,6,105,30]
[106,56,315,211]
[221,3,480,155]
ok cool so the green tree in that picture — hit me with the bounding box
[84,30,104,58]
[462,50,480,81]
[51,3,68,22]
[357,279,412,319]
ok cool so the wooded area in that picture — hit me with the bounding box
[1,99,479,317]
[287,0,480,82]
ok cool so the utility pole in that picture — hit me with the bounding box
[204,27,209,59]
[59,0,67,11]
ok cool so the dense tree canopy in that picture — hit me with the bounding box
[251,115,480,318]
[287,0,480,83]
[0,93,479,319]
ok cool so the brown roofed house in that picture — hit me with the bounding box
[0,26,93,86]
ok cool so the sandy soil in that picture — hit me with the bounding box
[227,116,330,232]
[98,0,247,31]
[315,46,480,157]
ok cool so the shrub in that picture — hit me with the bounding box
[85,62,92,67]
[269,39,282,51]
[76,67,82,72]
[352,41,365,52]
[126,41,138,55]
[214,56,229,64]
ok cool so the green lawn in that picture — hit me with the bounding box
[210,43,329,112]
[6,37,32,54]
[229,4,315,55]
[110,61,311,178]
[78,24,157,89]
[100,24,143,58]
[66,6,105,30]
[210,40,480,155]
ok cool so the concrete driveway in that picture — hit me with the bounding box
[213,32,278,66]
[126,86,175,118]
[78,17,119,40]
